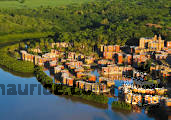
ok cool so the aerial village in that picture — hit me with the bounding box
[20,35,171,110]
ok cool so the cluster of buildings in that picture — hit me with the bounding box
[121,84,170,106]
[101,64,132,76]
[20,35,171,108]
[20,49,63,66]
[136,35,164,52]
[99,35,171,80]
[133,35,171,61]
[53,59,114,93]
[100,45,132,65]
[75,81,109,93]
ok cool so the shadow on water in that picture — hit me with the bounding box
[0,65,108,109]
[57,95,108,110]
[166,55,171,67]
[112,107,132,115]
[0,62,169,119]
[146,105,169,120]
[42,84,109,109]
[0,65,34,78]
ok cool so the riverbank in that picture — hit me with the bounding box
[0,67,155,120]
[0,64,34,78]
[0,46,34,74]
[34,65,109,104]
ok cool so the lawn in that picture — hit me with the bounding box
[0,0,94,8]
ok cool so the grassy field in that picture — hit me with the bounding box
[0,0,94,8]
[0,32,55,45]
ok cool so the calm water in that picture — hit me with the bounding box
[0,68,155,120]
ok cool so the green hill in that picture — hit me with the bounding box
[0,0,94,8]
[0,0,170,45]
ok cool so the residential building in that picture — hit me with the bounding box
[102,64,132,75]
[138,35,165,52]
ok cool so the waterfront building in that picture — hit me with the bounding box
[76,81,86,89]
[61,72,69,85]
[85,82,92,91]
[100,83,107,92]
[92,83,100,93]
[132,94,142,105]
[125,93,132,104]
[66,77,74,86]
[101,64,132,76]
[20,50,45,66]
[125,93,162,105]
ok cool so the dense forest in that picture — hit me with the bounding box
[0,0,170,51]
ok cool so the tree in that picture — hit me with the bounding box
[18,0,25,4]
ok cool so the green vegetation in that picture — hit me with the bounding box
[138,59,152,73]
[0,0,94,8]
[34,65,108,104]
[73,88,108,104]
[0,0,169,108]
[0,46,34,73]
[0,0,170,49]
[148,79,158,84]
[0,32,54,45]
[0,0,170,76]
[112,101,132,111]
[34,65,53,85]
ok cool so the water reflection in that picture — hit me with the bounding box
[166,55,171,65]
[0,65,34,78]
[59,95,108,109]
[0,67,157,120]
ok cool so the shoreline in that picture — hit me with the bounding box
[0,47,35,74]
[0,44,110,106]
[34,65,109,105]
[0,64,34,78]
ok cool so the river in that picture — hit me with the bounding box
[0,67,156,120]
